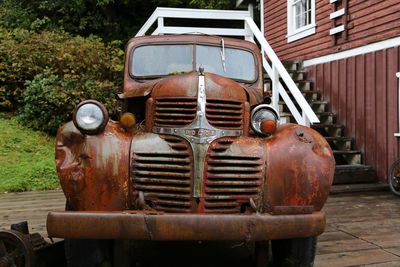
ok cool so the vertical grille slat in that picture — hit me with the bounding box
[206,99,244,130]
[154,98,197,127]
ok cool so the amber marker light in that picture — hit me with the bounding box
[120,112,136,128]
[260,120,277,134]
[250,104,280,136]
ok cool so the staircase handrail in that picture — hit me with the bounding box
[244,18,319,125]
[136,7,320,126]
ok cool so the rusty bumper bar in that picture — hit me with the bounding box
[47,211,325,241]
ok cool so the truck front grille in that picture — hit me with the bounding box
[154,98,197,127]
[132,151,192,212]
[204,140,264,213]
[206,99,243,130]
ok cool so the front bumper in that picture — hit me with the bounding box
[47,211,325,241]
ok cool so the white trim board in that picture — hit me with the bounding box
[303,36,400,67]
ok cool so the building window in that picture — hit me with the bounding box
[287,0,316,43]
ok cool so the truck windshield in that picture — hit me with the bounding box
[196,45,255,81]
[131,44,256,81]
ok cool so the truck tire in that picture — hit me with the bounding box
[271,237,317,267]
[64,202,112,267]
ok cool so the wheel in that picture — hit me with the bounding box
[388,158,400,197]
[0,230,34,267]
[64,202,113,267]
[271,237,317,267]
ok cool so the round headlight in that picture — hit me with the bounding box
[73,100,109,134]
[251,104,280,136]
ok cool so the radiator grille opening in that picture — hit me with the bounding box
[154,98,197,127]
[204,150,263,213]
[206,99,244,130]
[132,152,192,213]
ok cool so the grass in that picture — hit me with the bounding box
[0,112,60,193]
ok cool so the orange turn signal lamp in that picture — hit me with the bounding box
[260,120,277,135]
[250,104,280,136]
[120,112,136,129]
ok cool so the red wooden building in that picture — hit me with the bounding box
[262,0,400,182]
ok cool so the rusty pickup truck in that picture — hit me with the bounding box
[47,34,335,266]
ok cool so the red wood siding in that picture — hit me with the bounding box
[306,47,400,181]
[264,0,400,61]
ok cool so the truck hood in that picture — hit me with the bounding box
[118,72,263,106]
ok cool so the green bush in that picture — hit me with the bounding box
[19,69,118,134]
[0,27,123,133]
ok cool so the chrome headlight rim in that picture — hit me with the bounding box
[250,104,280,136]
[73,100,109,135]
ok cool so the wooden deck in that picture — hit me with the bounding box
[1,190,400,266]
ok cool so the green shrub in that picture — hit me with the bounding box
[19,69,117,134]
[0,27,123,133]
[0,27,123,110]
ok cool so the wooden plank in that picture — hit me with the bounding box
[325,62,332,111]
[0,190,65,238]
[355,54,366,156]
[339,59,347,126]
[359,233,400,248]
[318,231,355,242]
[317,239,377,255]
[346,57,356,139]
[331,60,339,116]
[375,49,387,180]
[314,249,400,267]
[387,47,399,172]
[347,0,400,22]
[364,52,376,166]
[316,63,325,96]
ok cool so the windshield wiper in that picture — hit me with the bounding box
[220,39,226,73]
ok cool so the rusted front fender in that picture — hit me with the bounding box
[264,124,335,212]
[55,121,132,211]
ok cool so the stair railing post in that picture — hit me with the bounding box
[157,17,164,35]
[271,64,279,112]
[302,110,310,127]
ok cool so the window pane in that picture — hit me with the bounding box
[131,45,193,76]
[196,45,255,81]
[294,0,312,29]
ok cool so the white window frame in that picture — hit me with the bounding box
[286,0,316,43]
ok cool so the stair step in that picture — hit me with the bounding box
[279,111,335,124]
[278,100,328,113]
[283,61,302,71]
[295,80,312,91]
[333,150,361,155]
[311,124,344,137]
[289,72,305,81]
[333,150,362,165]
[333,164,378,185]
[310,100,328,112]
[267,89,320,95]
[324,136,353,150]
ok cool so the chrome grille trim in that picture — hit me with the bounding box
[153,72,243,197]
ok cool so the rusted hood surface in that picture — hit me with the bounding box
[118,72,262,105]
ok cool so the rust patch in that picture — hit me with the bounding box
[55,121,132,211]
[264,124,335,212]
